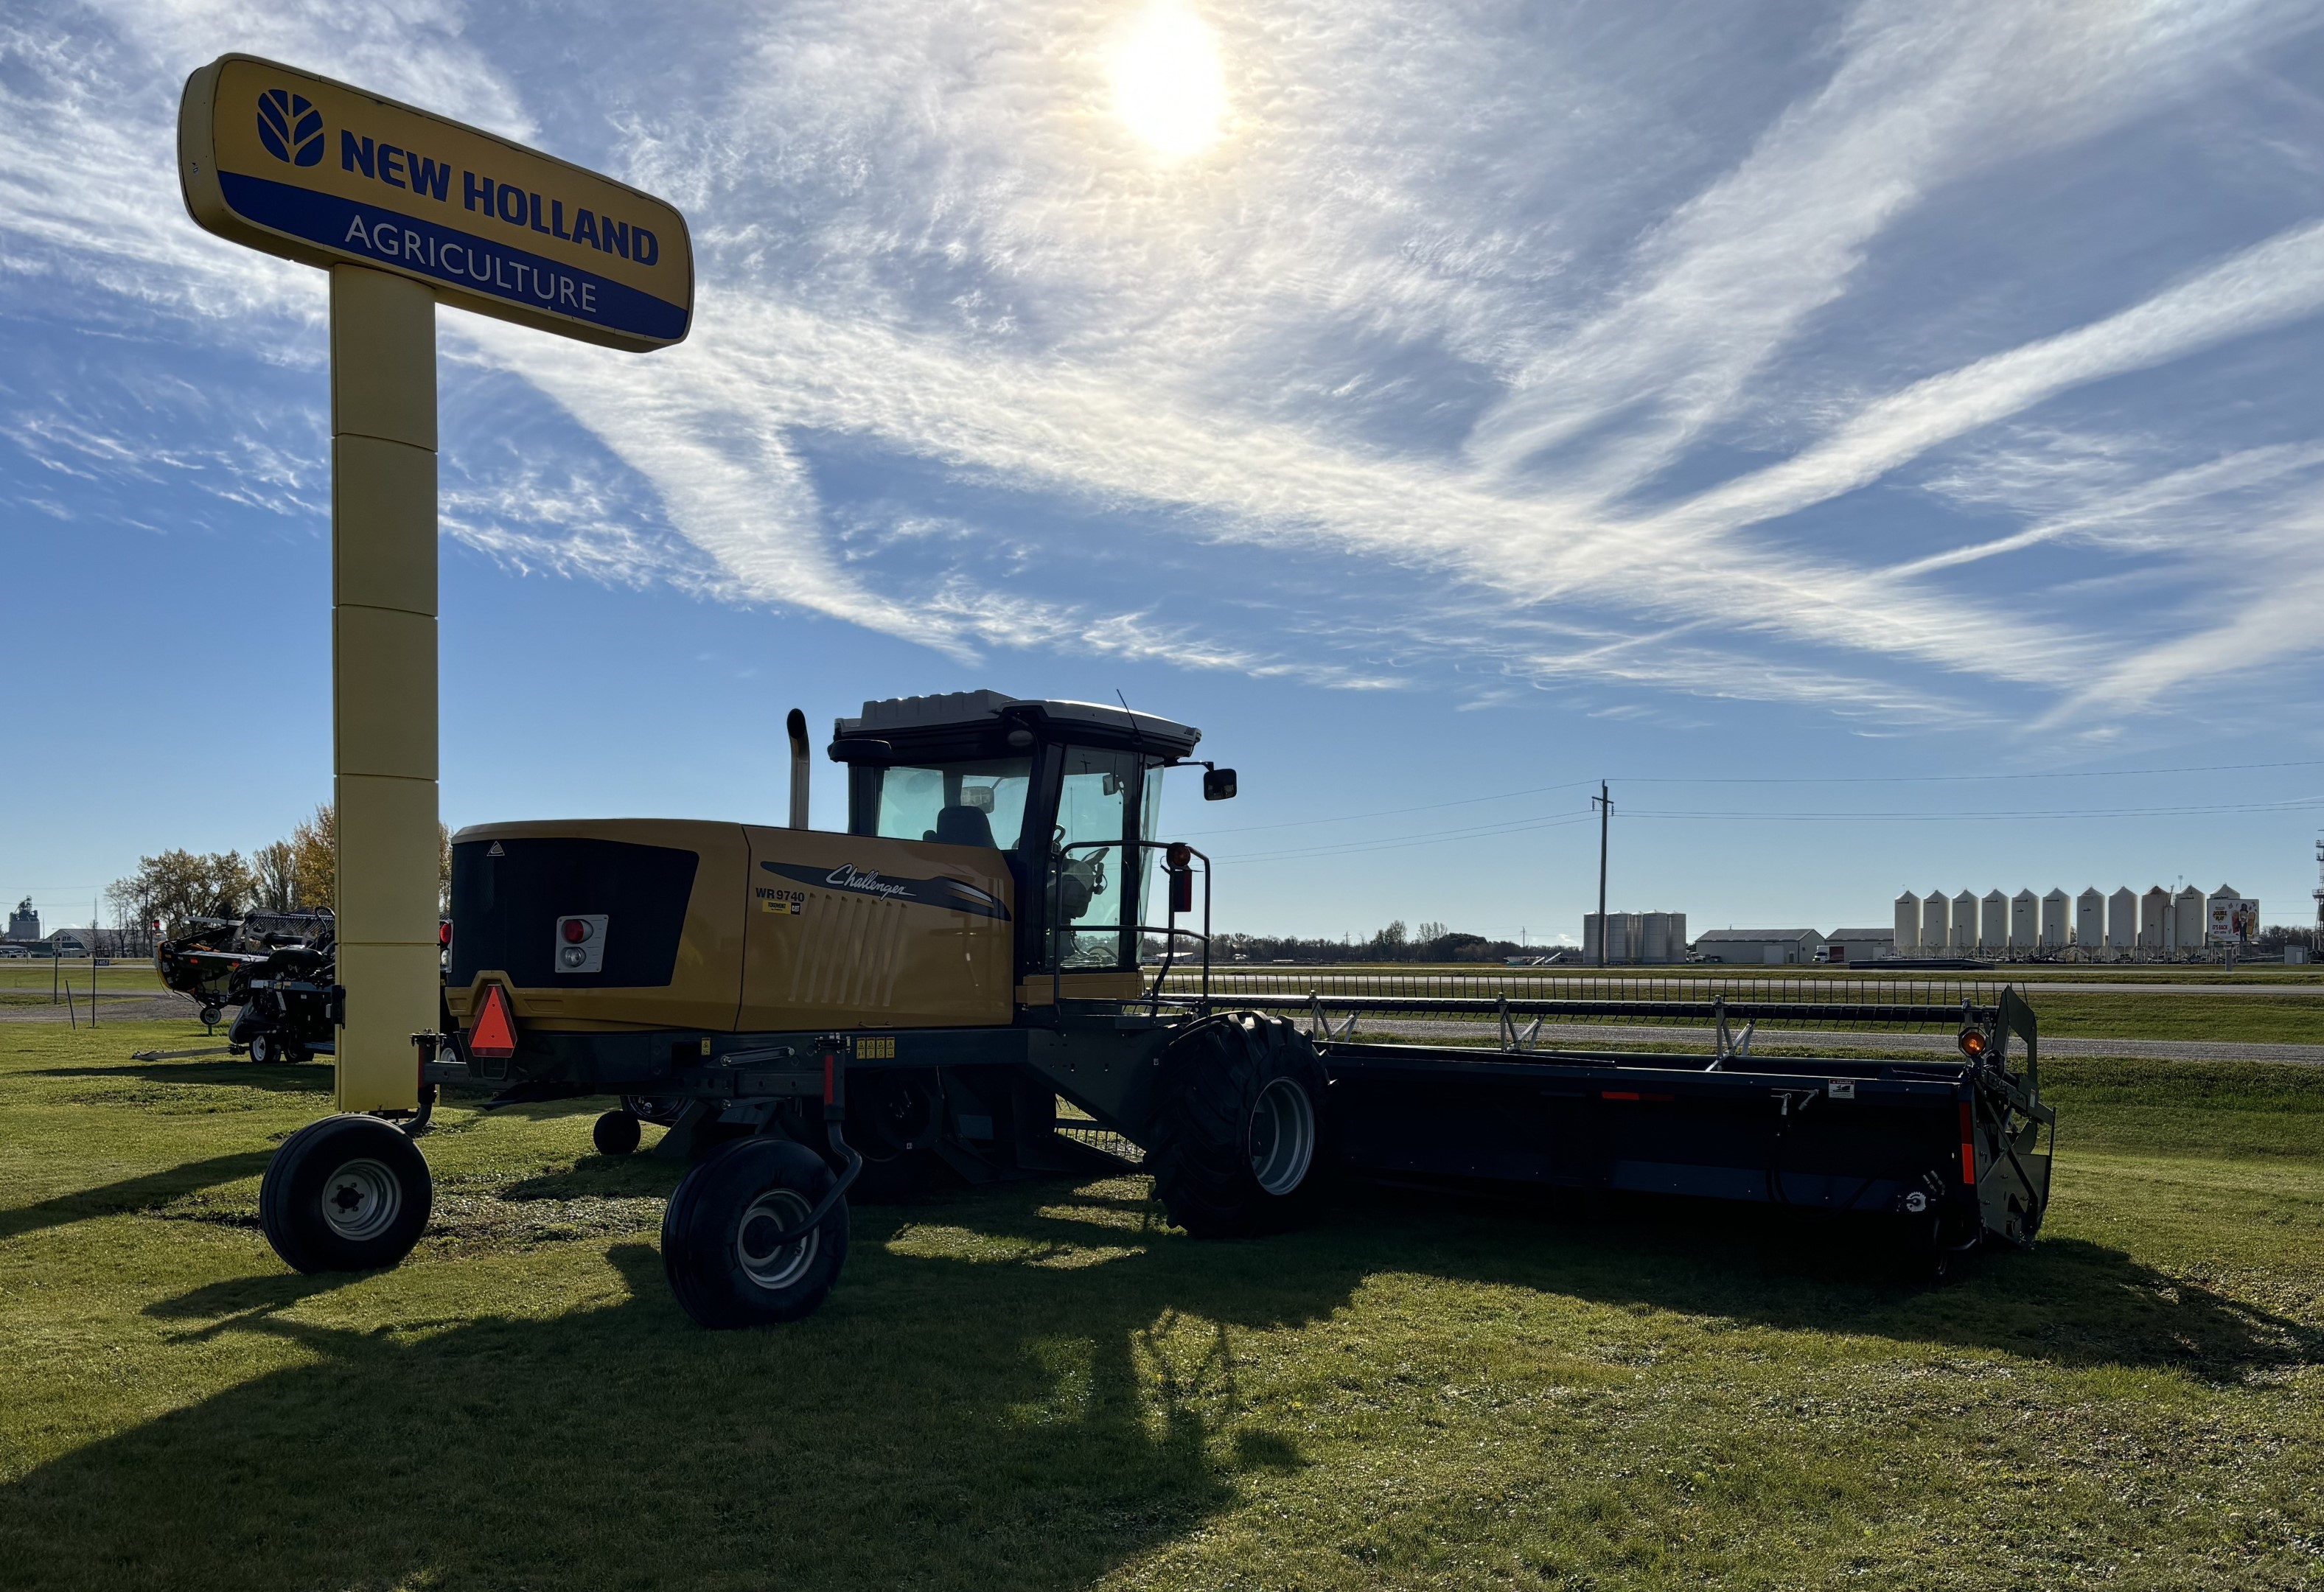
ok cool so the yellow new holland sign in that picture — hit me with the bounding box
[179,55,691,351]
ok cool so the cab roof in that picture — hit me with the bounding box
[834,690,1201,762]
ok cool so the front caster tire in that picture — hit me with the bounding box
[594,1109,643,1156]
[259,1114,433,1273]
[662,1137,848,1328]
[1148,1013,1329,1239]
[246,1032,275,1066]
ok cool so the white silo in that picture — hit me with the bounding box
[1894,893,1919,954]
[2205,884,2254,946]
[2042,889,2068,948]
[1981,890,2008,950]
[2140,887,2171,952]
[1922,892,1950,952]
[1642,912,1671,964]
[2173,887,2204,952]
[2011,889,2038,949]
[1669,912,1686,958]
[1952,891,1978,950]
[2076,888,2104,947]
[2107,887,2137,950]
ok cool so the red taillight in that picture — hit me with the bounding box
[562,917,590,944]
[1959,1100,1977,1185]
[439,920,453,949]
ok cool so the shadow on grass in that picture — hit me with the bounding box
[0,1151,276,1243]
[0,1235,1293,1591]
[2,1168,2316,1589]
[27,1059,335,1097]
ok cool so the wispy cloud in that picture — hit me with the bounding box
[4,0,2323,730]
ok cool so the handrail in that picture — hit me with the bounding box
[1047,838,1211,1015]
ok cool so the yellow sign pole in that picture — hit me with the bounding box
[180,53,691,1131]
[329,265,440,1113]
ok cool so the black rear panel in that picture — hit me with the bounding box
[449,837,698,988]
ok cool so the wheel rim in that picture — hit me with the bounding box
[735,1188,817,1290]
[250,1036,271,1063]
[1248,1078,1316,1196]
[320,1157,402,1242]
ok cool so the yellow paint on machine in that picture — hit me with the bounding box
[740,825,1012,1031]
[445,819,1013,1034]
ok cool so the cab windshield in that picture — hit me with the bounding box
[868,758,1032,852]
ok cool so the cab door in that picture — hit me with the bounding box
[1025,744,1148,1002]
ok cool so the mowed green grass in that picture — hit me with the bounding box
[1,1021,2320,1591]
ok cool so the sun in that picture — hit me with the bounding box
[1107,1,1226,160]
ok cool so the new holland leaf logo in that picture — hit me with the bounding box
[256,89,324,167]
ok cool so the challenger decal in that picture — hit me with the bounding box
[760,861,1011,922]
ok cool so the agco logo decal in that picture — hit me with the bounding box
[256,89,324,167]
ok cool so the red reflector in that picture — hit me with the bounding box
[1959,1100,1977,1185]
[823,1054,836,1106]
[1602,1090,1640,1101]
[439,920,453,949]
[469,984,518,1059]
[562,917,590,944]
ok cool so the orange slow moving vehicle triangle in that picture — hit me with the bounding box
[467,983,517,1058]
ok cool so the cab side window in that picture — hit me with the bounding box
[1050,747,1138,968]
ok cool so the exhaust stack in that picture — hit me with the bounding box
[786,708,810,829]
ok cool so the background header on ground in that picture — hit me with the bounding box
[179,54,691,352]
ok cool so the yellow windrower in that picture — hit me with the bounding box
[329,265,441,1113]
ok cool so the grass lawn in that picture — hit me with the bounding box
[2,1018,2320,1591]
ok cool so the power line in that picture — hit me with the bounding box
[1622,796,2324,822]
[1181,756,2324,845]
[1218,811,1596,865]
[1179,778,1598,838]
[1616,756,2324,786]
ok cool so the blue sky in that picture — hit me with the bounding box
[5,0,2324,942]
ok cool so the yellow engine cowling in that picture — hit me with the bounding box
[445,818,1015,1035]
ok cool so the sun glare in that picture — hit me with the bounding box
[1107,2,1226,160]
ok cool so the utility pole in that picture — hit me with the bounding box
[1593,781,1612,968]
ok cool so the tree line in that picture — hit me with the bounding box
[1207,920,1539,964]
[105,806,451,944]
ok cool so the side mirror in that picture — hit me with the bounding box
[1202,767,1237,801]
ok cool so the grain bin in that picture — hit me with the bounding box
[2042,889,2068,948]
[2140,887,2171,952]
[2011,890,2038,949]
[2173,886,2204,952]
[2076,888,2104,947]
[1981,890,2008,951]
[2107,887,2137,950]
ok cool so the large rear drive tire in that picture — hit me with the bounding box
[1148,1013,1328,1238]
[662,1137,849,1328]
[259,1114,433,1273]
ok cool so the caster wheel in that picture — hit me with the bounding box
[247,1033,275,1066]
[594,1109,643,1156]
[259,1114,432,1273]
[662,1137,848,1327]
[198,1005,222,1027]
